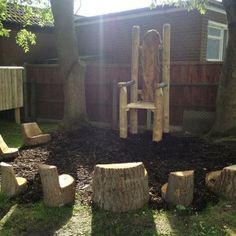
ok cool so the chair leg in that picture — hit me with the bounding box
[130,109,138,134]
[120,87,128,138]
[153,88,163,142]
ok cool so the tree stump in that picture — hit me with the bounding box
[92,162,149,212]
[206,165,236,200]
[161,170,194,207]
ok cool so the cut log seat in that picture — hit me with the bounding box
[0,162,28,197]
[0,135,19,160]
[38,164,76,207]
[206,165,236,200]
[21,122,51,146]
[92,162,149,212]
[161,170,194,207]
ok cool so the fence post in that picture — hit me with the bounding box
[23,63,29,122]
[30,72,36,120]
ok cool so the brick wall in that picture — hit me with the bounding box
[76,8,227,64]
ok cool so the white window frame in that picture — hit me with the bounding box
[207,20,227,62]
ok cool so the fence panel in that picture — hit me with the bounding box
[25,62,222,126]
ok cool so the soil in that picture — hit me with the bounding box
[9,127,236,211]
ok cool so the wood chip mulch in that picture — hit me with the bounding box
[8,126,236,211]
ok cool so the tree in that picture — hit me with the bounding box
[0,0,87,129]
[152,0,236,137]
[210,0,236,136]
[50,0,87,129]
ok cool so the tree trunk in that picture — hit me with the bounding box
[92,162,149,212]
[50,0,87,129]
[210,0,236,135]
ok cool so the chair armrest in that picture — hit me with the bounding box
[118,80,135,88]
[156,81,168,89]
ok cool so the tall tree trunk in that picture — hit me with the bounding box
[210,0,236,136]
[50,0,87,129]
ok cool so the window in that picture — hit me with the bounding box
[207,21,228,61]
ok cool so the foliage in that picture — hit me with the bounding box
[16,29,36,52]
[0,0,53,52]
[151,0,208,14]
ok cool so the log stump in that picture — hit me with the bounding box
[206,165,236,200]
[92,162,149,212]
[161,170,194,207]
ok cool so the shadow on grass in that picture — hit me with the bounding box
[91,205,158,236]
[0,201,73,235]
[165,200,236,236]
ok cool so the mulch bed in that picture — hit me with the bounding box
[9,126,236,211]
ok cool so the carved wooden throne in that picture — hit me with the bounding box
[118,24,170,142]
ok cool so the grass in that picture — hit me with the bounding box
[0,197,235,235]
[0,120,236,235]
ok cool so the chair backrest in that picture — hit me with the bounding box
[0,135,9,153]
[140,29,162,102]
[0,162,18,195]
[38,164,63,206]
[21,122,42,138]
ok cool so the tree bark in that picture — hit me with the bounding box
[50,0,87,130]
[210,0,236,135]
[92,162,149,212]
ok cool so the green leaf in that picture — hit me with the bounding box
[15,29,36,53]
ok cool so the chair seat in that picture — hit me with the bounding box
[1,147,19,159]
[16,177,27,186]
[59,174,75,189]
[26,134,51,146]
[127,102,155,110]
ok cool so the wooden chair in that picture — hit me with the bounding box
[118,24,170,142]
[0,162,28,197]
[38,164,75,207]
[0,135,19,159]
[21,122,51,146]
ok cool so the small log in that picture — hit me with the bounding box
[208,165,236,200]
[92,162,149,212]
[161,170,194,207]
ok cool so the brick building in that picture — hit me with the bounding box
[75,0,227,63]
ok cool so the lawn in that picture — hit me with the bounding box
[0,121,236,235]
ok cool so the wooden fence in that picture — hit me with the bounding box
[25,62,222,127]
[0,67,24,123]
